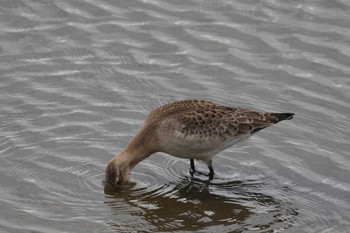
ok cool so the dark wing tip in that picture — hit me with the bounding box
[270,112,294,122]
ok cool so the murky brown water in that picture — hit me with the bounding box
[1,0,350,232]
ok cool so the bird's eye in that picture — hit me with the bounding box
[117,176,123,185]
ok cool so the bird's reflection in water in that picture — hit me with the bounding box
[104,176,298,232]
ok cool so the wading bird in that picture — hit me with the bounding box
[105,99,294,186]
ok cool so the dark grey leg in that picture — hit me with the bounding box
[190,159,195,171]
[207,159,214,180]
[189,159,195,177]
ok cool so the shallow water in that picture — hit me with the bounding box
[1,0,350,232]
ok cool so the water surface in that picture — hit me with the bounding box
[1,0,350,232]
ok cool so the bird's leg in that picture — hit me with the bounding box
[190,159,195,171]
[190,159,195,176]
[206,159,214,180]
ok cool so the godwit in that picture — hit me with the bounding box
[105,99,294,186]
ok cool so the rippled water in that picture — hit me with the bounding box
[1,0,350,232]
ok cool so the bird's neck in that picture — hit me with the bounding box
[118,143,154,170]
[107,125,158,184]
[125,124,158,166]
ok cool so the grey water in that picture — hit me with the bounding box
[1,0,350,232]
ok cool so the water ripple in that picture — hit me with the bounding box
[1,0,350,232]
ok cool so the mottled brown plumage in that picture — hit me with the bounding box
[105,100,294,186]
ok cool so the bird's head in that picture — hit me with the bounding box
[105,156,131,187]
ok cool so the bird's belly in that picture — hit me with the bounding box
[159,132,243,160]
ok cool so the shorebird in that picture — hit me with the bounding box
[105,99,294,186]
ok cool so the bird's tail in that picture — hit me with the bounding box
[270,112,294,122]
